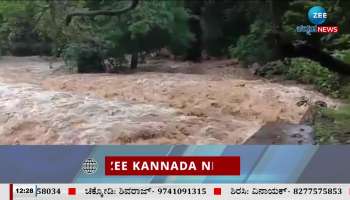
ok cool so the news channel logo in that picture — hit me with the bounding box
[307,6,327,25]
[81,158,98,175]
[296,5,338,35]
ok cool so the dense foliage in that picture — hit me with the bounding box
[285,58,340,95]
[257,58,340,96]
[228,20,275,65]
[1,0,350,143]
[66,1,193,71]
[315,105,350,144]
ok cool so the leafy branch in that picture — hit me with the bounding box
[66,0,139,25]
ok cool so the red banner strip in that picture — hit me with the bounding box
[105,156,240,176]
[9,184,13,200]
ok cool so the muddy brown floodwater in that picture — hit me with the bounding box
[0,56,340,144]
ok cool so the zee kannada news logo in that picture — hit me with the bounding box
[296,6,339,35]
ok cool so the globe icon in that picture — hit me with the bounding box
[81,158,98,174]
[308,6,327,25]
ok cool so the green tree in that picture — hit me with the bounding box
[64,0,192,71]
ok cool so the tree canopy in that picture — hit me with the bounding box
[0,0,349,72]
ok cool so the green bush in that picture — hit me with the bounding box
[258,58,340,96]
[0,1,54,56]
[228,20,275,65]
[315,105,350,144]
[339,83,350,100]
[62,43,104,73]
[286,58,340,95]
[332,49,350,64]
[255,60,287,78]
[325,34,350,50]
